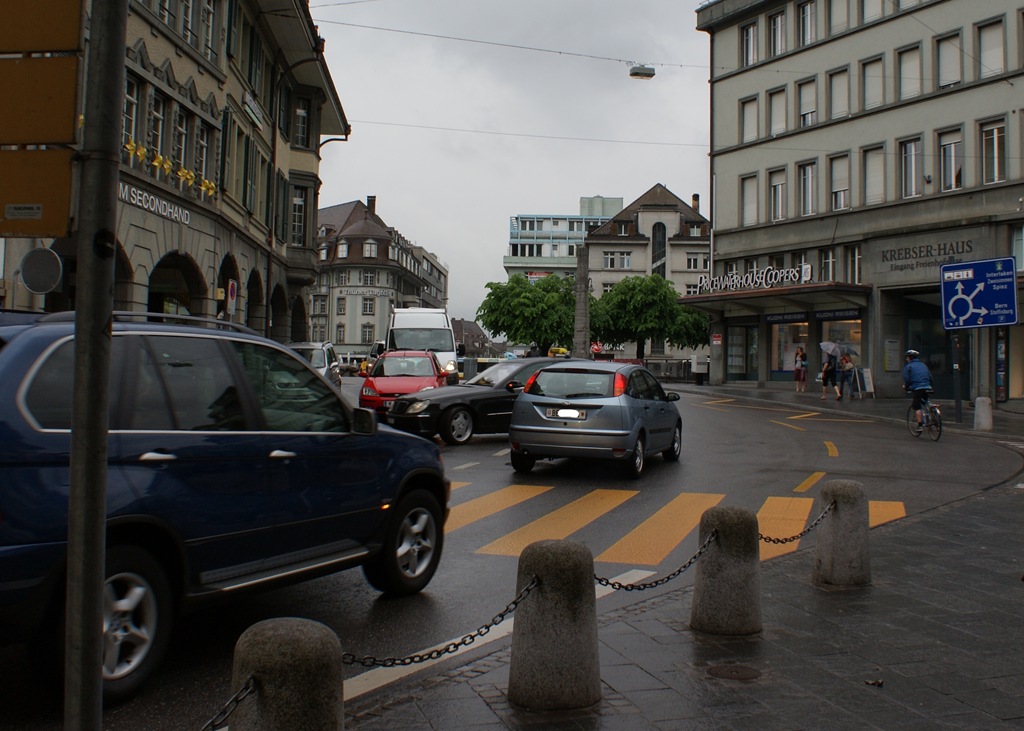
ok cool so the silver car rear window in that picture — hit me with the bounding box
[530,370,613,398]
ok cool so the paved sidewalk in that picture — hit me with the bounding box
[343,386,1024,730]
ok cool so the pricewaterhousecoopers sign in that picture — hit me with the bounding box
[698,264,812,294]
[118,183,191,225]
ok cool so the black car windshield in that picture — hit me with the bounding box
[466,361,524,386]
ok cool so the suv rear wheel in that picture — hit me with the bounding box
[364,490,443,597]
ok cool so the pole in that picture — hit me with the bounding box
[952,334,962,423]
[65,0,128,727]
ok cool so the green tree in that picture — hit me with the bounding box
[475,274,576,353]
[592,275,709,359]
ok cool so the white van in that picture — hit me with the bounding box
[385,308,464,375]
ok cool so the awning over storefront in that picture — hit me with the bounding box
[681,281,873,318]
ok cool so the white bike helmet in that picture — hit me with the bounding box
[905,349,919,358]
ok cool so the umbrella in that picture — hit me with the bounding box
[821,341,859,357]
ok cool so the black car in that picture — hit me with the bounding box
[387,357,576,444]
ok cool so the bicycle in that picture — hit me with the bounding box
[906,391,942,441]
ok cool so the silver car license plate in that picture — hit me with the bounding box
[547,407,585,419]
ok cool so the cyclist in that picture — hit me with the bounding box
[902,349,933,433]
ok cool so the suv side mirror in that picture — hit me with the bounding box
[352,407,377,435]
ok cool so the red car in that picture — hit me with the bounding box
[359,350,455,416]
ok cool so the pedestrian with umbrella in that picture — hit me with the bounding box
[819,342,841,400]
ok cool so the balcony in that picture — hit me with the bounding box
[285,245,318,286]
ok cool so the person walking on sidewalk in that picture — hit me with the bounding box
[794,347,807,392]
[820,353,839,400]
[902,349,933,432]
[837,354,854,400]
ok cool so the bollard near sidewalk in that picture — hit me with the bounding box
[689,506,762,635]
[974,396,993,431]
[813,480,871,587]
[230,617,345,731]
[508,540,601,710]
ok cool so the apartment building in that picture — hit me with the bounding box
[695,0,1023,400]
[314,197,449,357]
[583,184,711,363]
[504,196,621,282]
[1,0,347,343]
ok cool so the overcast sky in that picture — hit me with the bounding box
[312,0,711,322]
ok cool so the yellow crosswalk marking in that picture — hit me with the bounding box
[596,493,724,565]
[758,497,814,560]
[477,489,636,556]
[869,500,906,527]
[446,484,552,532]
[450,481,471,490]
[794,471,826,493]
[824,441,838,457]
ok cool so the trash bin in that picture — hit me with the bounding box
[695,373,704,385]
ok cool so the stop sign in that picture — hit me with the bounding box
[590,341,602,354]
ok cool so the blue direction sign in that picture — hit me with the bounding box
[940,257,1018,330]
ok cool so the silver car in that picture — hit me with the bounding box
[286,341,343,388]
[508,361,682,478]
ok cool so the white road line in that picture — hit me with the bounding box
[494,448,511,456]
[451,462,480,470]
[345,569,656,699]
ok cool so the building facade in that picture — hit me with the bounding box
[314,197,449,360]
[0,0,347,344]
[695,0,1024,401]
[582,184,712,365]
[503,196,620,282]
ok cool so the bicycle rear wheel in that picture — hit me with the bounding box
[928,406,942,441]
[906,403,922,437]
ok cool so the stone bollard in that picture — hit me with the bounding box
[689,506,762,635]
[230,617,344,731]
[974,396,993,431]
[812,480,871,587]
[508,540,601,710]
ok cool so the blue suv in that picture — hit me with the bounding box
[0,311,450,699]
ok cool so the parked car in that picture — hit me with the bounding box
[285,340,344,388]
[0,311,450,700]
[359,349,455,416]
[359,339,386,373]
[387,357,577,445]
[508,361,681,478]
